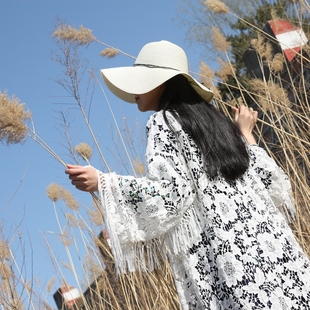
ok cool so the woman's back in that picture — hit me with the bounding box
[148,110,309,309]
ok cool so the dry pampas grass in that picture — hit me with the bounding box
[46,183,79,211]
[0,91,31,145]
[216,59,236,82]
[87,206,105,226]
[204,0,229,14]
[0,241,10,261]
[271,53,285,73]
[100,47,119,58]
[250,78,291,112]
[199,61,215,89]
[66,213,85,229]
[251,34,273,62]
[52,24,96,46]
[59,229,73,247]
[211,26,231,52]
[3,10,309,309]
[75,142,93,163]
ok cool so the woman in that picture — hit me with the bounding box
[66,41,310,309]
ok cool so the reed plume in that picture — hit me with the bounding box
[52,24,96,46]
[47,183,79,211]
[100,47,119,58]
[75,142,93,164]
[0,91,31,145]
[204,0,229,14]
[211,26,231,52]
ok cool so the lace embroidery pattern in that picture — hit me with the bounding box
[97,111,310,309]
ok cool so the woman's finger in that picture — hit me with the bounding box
[231,106,240,122]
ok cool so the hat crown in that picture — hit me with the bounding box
[134,40,189,73]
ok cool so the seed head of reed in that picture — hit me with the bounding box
[88,208,104,226]
[46,183,63,202]
[46,183,79,211]
[204,0,229,14]
[100,48,119,58]
[84,252,102,279]
[271,53,285,73]
[66,213,85,229]
[211,85,222,100]
[0,261,11,280]
[59,229,72,247]
[46,276,56,293]
[251,79,291,112]
[216,59,236,82]
[199,61,215,89]
[251,33,273,62]
[0,240,10,261]
[0,92,31,145]
[52,24,96,46]
[60,188,79,211]
[211,26,231,52]
[75,142,92,162]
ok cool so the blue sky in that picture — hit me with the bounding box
[0,0,207,307]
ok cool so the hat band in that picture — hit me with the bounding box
[134,63,180,71]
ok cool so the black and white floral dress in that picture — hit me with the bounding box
[97,111,310,309]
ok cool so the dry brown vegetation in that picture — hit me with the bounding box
[1,2,309,308]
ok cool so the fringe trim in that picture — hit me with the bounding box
[97,171,126,274]
[97,171,203,275]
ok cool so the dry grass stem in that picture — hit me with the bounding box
[0,91,31,145]
[100,47,119,58]
[78,232,182,309]
[211,26,231,52]
[52,24,96,46]
[204,0,229,14]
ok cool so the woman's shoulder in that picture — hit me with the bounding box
[146,110,181,131]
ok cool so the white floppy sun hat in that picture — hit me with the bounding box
[100,40,214,103]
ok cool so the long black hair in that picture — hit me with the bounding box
[157,75,249,181]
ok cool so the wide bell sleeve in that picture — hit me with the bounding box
[247,144,296,222]
[97,112,202,273]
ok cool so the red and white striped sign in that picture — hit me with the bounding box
[268,19,308,61]
[60,285,81,308]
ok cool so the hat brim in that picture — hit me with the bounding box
[100,66,214,103]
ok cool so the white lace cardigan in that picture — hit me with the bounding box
[96,111,309,309]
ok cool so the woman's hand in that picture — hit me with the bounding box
[232,105,258,145]
[65,164,98,192]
